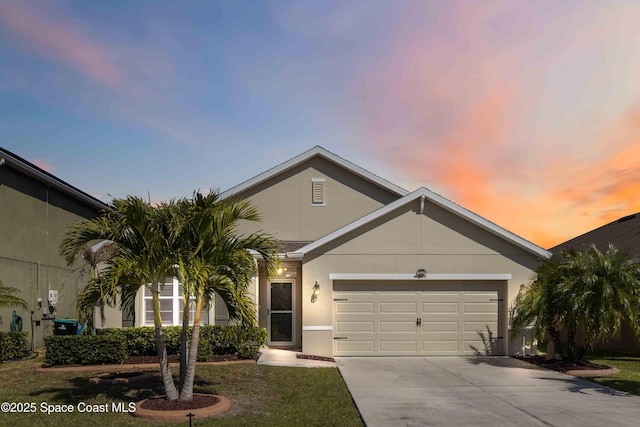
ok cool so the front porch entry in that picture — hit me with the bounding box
[262,263,302,348]
[267,279,296,346]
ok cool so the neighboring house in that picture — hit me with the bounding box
[0,147,109,348]
[550,213,640,258]
[166,146,549,357]
[550,213,640,353]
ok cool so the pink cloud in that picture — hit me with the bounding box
[32,159,54,173]
[354,2,640,248]
[0,3,122,87]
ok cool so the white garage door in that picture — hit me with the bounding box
[333,282,501,356]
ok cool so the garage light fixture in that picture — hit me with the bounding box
[416,268,427,278]
[311,280,320,303]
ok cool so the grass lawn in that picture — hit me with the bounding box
[0,353,363,426]
[583,352,640,396]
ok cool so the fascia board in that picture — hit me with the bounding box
[328,273,513,281]
[219,146,408,200]
[293,187,551,259]
[1,148,107,211]
[420,188,552,259]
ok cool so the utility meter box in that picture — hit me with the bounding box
[48,290,58,307]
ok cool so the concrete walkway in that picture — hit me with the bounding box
[337,356,640,427]
[257,348,337,368]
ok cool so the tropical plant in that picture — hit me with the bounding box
[169,192,278,400]
[510,254,565,356]
[72,241,116,332]
[511,244,640,361]
[60,191,278,402]
[0,279,28,310]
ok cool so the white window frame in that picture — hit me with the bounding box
[141,277,210,326]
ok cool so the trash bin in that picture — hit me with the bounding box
[53,319,78,336]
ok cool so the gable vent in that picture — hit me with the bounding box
[312,178,326,205]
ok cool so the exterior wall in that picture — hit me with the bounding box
[299,199,541,357]
[232,156,400,241]
[0,164,105,348]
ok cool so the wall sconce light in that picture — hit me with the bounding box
[311,280,320,303]
[416,268,427,278]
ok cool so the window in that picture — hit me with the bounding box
[142,277,209,326]
[311,178,326,206]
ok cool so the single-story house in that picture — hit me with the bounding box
[3,145,551,356]
[141,145,547,357]
[550,213,640,353]
[0,147,108,348]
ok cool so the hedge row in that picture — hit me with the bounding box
[0,331,28,362]
[44,335,128,366]
[44,325,268,366]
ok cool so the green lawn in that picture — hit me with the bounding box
[583,352,640,396]
[0,354,363,426]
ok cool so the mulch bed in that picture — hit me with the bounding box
[296,354,335,362]
[515,355,612,373]
[125,354,238,364]
[140,394,220,411]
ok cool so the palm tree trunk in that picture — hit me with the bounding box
[179,290,204,401]
[178,297,190,391]
[153,284,179,400]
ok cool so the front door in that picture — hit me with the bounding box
[268,280,295,346]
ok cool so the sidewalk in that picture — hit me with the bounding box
[257,348,337,368]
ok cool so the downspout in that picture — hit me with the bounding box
[45,186,50,303]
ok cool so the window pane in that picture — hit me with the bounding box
[271,283,292,311]
[144,279,174,297]
[271,313,292,341]
[158,281,173,297]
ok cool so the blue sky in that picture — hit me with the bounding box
[2,1,640,247]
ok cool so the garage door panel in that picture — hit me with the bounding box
[336,340,374,354]
[420,340,459,352]
[333,283,501,356]
[464,302,497,313]
[379,302,417,313]
[464,321,498,333]
[422,302,459,313]
[379,321,417,332]
[336,321,374,332]
[380,340,416,352]
[421,321,459,333]
[336,302,374,314]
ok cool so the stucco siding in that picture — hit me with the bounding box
[298,199,540,356]
[231,156,400,241]
[0,165,105,348]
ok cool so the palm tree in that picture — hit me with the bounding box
[511,244,640,361]
[61,197,180,399]
[169,191,278,400]
[60,191,278,402]
[562,244,640,357]
[0,279,28,310]
[73,241,116,332]
[510,254,565,356]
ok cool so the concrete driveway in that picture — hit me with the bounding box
[337,357,640,427]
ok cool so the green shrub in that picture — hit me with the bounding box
[196,338,213,362]
[0,331,28,362]
[44,335,128,366]
[95,324,268,361]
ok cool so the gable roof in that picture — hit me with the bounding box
[219,145,409,199]
[288,187,551,259]
[0,147,107,211]
[550,213,640,257]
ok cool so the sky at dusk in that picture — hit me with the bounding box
[2,0,640,249]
